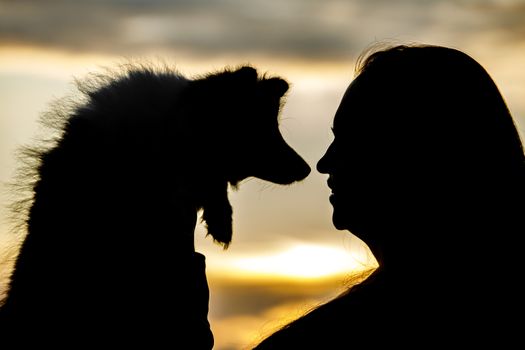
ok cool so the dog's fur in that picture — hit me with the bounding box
[0,64,310,346]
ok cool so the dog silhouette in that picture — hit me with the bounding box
[0,64,310,347]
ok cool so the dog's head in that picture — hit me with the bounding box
[186,66,310,248]
[191,66,311,186]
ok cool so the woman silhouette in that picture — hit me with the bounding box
[255,44,525,348]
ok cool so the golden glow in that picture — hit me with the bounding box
[0,45,352,83]
[0,45,118,79]
[224,244,375,280]
[212,298,326,350]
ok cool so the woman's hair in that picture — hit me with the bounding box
[356,44,524,169]
[349,44,525,209]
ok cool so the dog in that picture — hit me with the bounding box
[0,64,310,347]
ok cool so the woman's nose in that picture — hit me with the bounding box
[317,143,334,174]
[316,156,327,174]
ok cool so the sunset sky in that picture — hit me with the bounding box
[1,1,524,349]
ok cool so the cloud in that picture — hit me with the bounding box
[0,0,356,59]
[207,271,374,349]
[208,275,345,318]
[211,298,330,350]
[1,0,524,61]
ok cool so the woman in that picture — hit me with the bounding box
[254,44,525,348]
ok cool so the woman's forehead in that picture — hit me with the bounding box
[343,76,366,100]
[333,77,370,130]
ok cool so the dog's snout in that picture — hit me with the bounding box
[297,158,311,181]
[283,151,311,184]
[253,151,310,185]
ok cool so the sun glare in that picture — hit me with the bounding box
[229,244,374,280]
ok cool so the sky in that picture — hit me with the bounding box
[1,1,524,349]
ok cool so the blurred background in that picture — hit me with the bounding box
[1,1,524,349]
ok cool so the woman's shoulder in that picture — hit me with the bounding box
[253,271,390,349]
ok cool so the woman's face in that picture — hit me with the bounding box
[317,78,393,240]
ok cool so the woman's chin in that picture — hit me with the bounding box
[332,211,349,230]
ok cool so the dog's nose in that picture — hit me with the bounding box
[298,160,311,181]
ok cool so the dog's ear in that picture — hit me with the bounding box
[232,66,258,83]
[260,77,289,98]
